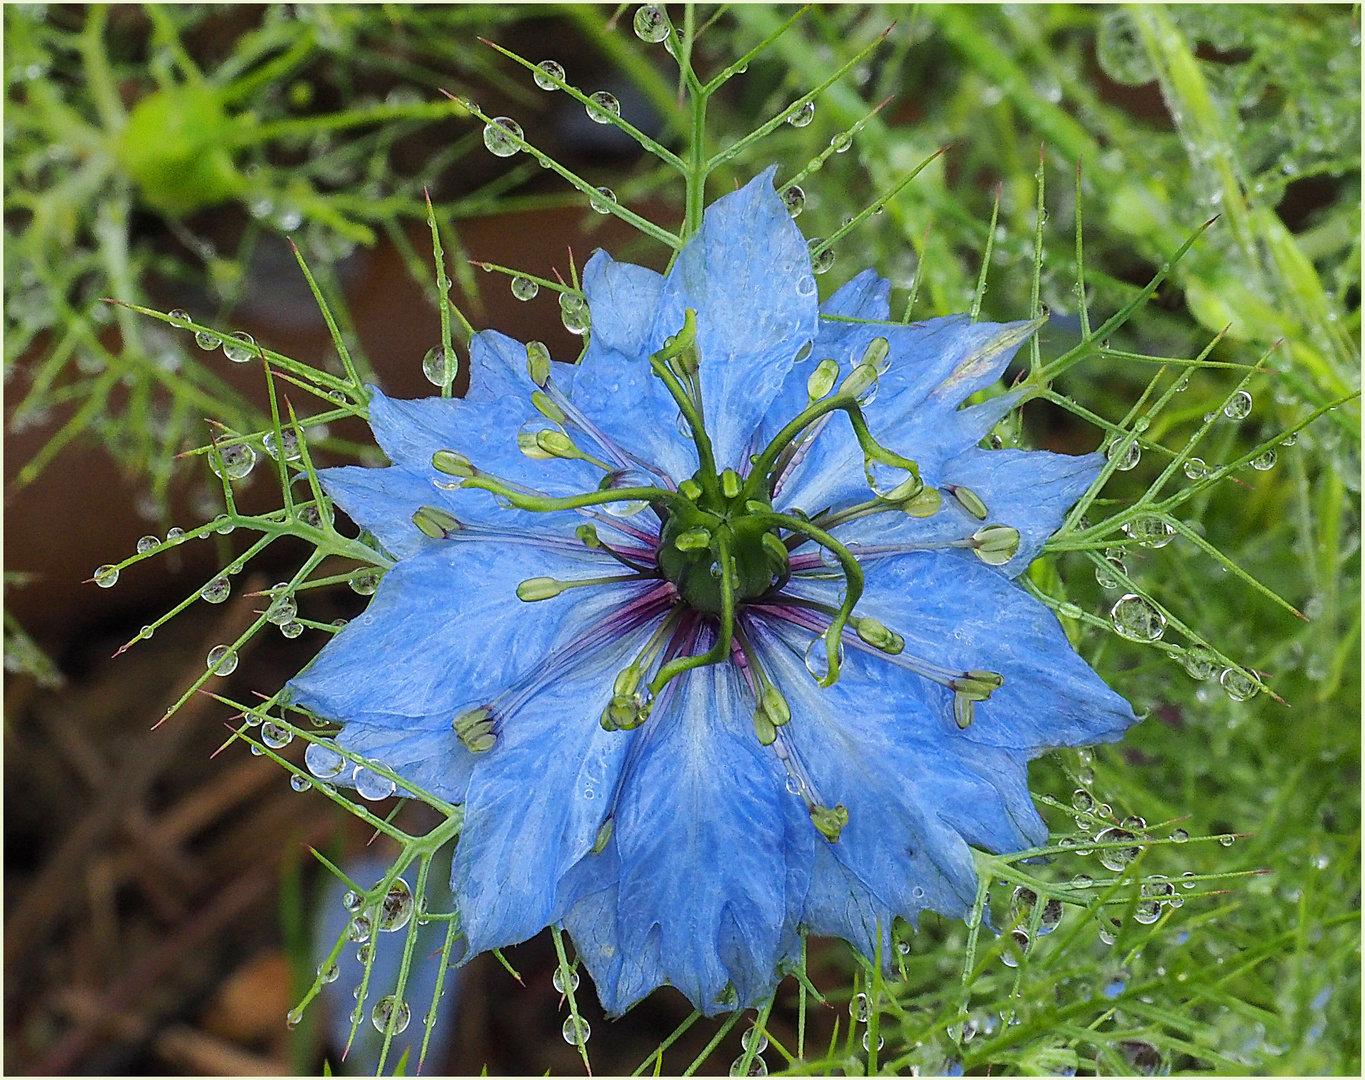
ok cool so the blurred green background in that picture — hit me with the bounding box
[4,4,1358,1075]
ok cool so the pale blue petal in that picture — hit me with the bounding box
[288,541,660,731]
[609,647,808,1015]
[653,169,821,470]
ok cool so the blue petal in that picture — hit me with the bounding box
[569,250,699,483]
[838,447,1103,575]
[608,648,809,1015]
[450,622,655,957]
[288,541,661,731]
[791,551,1137,752]
[653,168,821,470]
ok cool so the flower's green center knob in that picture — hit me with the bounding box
[657,471,788,614]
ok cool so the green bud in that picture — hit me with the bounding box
[674,526,712,551]
[535,429,579,459]
[411,505,463,539]
[721,469,742,499]
[517,432,555,460]
[953,693,976,729]
[531,389,566,422]
[810,803,850,843]
[753,707,777,746]
[591,817,614,854]
[855,616,902,654]
[901,486,943,518]
[432,449,474,477]
[971,523,1020,566]
[613,665,641,698]
[516,576,563,601]
[525,340,552,386]
[575,523,601,549]
[947,484,988,520]
[679,478,703,501]
[859,336,890,372]
[807,358,840,401]
[839,363,878,401]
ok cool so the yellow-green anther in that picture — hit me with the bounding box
[810,803,850,842]
[531,389,566,422]
[679,478,703,501]
[535,429,579,459]
[525,340,552,386]
[971,523,1020,566]
[517,432,555,460]
[966,669,1004,690]
[948,484,988,520]
[613,666,641,698]
[951,670,1004,701]
[838,363,877,401]
[807,358,840,401]
[721,469,742,499]
[753,708,777,746]
[453,705,497,752]
[432,449,475,477]
[762,684,791,726]
[953,693,976,729]
[516,576,563,601]
[674,526,712,551]
[411,505,463,539]
[576,523,601,549]
[902,486,943,518]
[591,818,614,854]
[745,499,772,515]
[855,616,903,654]
[860,336,890,372]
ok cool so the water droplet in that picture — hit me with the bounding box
[633,3,670,42]
[1094,827,1140,871]
[1281,432,1297,447]
[1110,593,1165,642]
[343,890,364,913]
[742,1029,768,1054]
[1180,871,1196,889]
[534,60,565,90]
[808,238,834,275]
[1220,667,1259,701]
[1095,556,1125,589]
[865,458,918,500]
[222,332,257,363]
[1072,873,1093,888]
[797,628,840,679]
[213,514,235,535]
[599,467,652,516]
[263,429,301,461]
[511,275,539,301]
[206,644,238,675]
[280,620,304,639]
[376,878,414,932]
[1182,456,1208,480]
[1118,1039,1163,1075]
[552,968,581,994]
[354,764,396,801]
[195,329,222,350]
[1251,448,1277,471]
[830,131,852,153]
[262,721,294,749]
[1073,789,1095,812]
[423,345,455,386]
[1123,514,1174,548]
[168,308,192,328]
[211,443,258,481]
[780,185,805,218]
[1179,644,1217,680]
[788,100,815,127]
[349,567,383,595]
[483,116,524,157]
[1218,832,1236,847]
[562,1016,591,1044]
[290,773,311,792]
[266,586,298,625]
[372,995,411,1035]
[585,91,620,124]
[590,186,617,214]
[194,574,230,604]
[849,991,870,1021]
[861,1032,884,1052]
[559,292,591,335]
[319,961,339,983]
[1166,827,1189,844]
[1077,766,1095,786]
[136,535,160,554]
[1001,928,1029,967]
[1223,389,1253,420]
[1108,438,1141,471]
[305,740,346,779]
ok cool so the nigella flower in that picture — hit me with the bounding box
[289,170,1136,1016]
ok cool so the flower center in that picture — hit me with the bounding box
[655,472,789,614]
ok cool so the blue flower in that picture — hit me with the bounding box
[289,170,1136,1017]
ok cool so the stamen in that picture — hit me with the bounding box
[411,505,463,539]
[433,449,475,477]
[600,610,682,732]
[809,803,850,843]
[516,573,652,602]
[452,704,497,752]
[806,358,840,401]
[945,484,988,520]
[970,523,1021,566]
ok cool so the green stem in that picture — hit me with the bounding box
[460,476,687,517]
[649,531,735,695]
